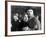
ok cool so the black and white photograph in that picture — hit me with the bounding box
[11,6,41,31]
[7,2,45,35]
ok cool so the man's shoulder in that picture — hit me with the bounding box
[28,17,36,21]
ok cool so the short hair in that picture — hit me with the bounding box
[27,9,33,13]
[25,7,37,17]
[27,8,34,16]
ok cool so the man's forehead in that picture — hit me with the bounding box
[27,9,33,11]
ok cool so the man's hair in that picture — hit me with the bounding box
[25,7,37,17]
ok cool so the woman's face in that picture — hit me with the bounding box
[23,14,28,22]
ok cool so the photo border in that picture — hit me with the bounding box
[5,1,45,36]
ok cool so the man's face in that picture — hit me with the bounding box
[27,9,34,17]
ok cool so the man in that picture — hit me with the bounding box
[27,9,41,30]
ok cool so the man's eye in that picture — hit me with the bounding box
[28,11,31,12]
